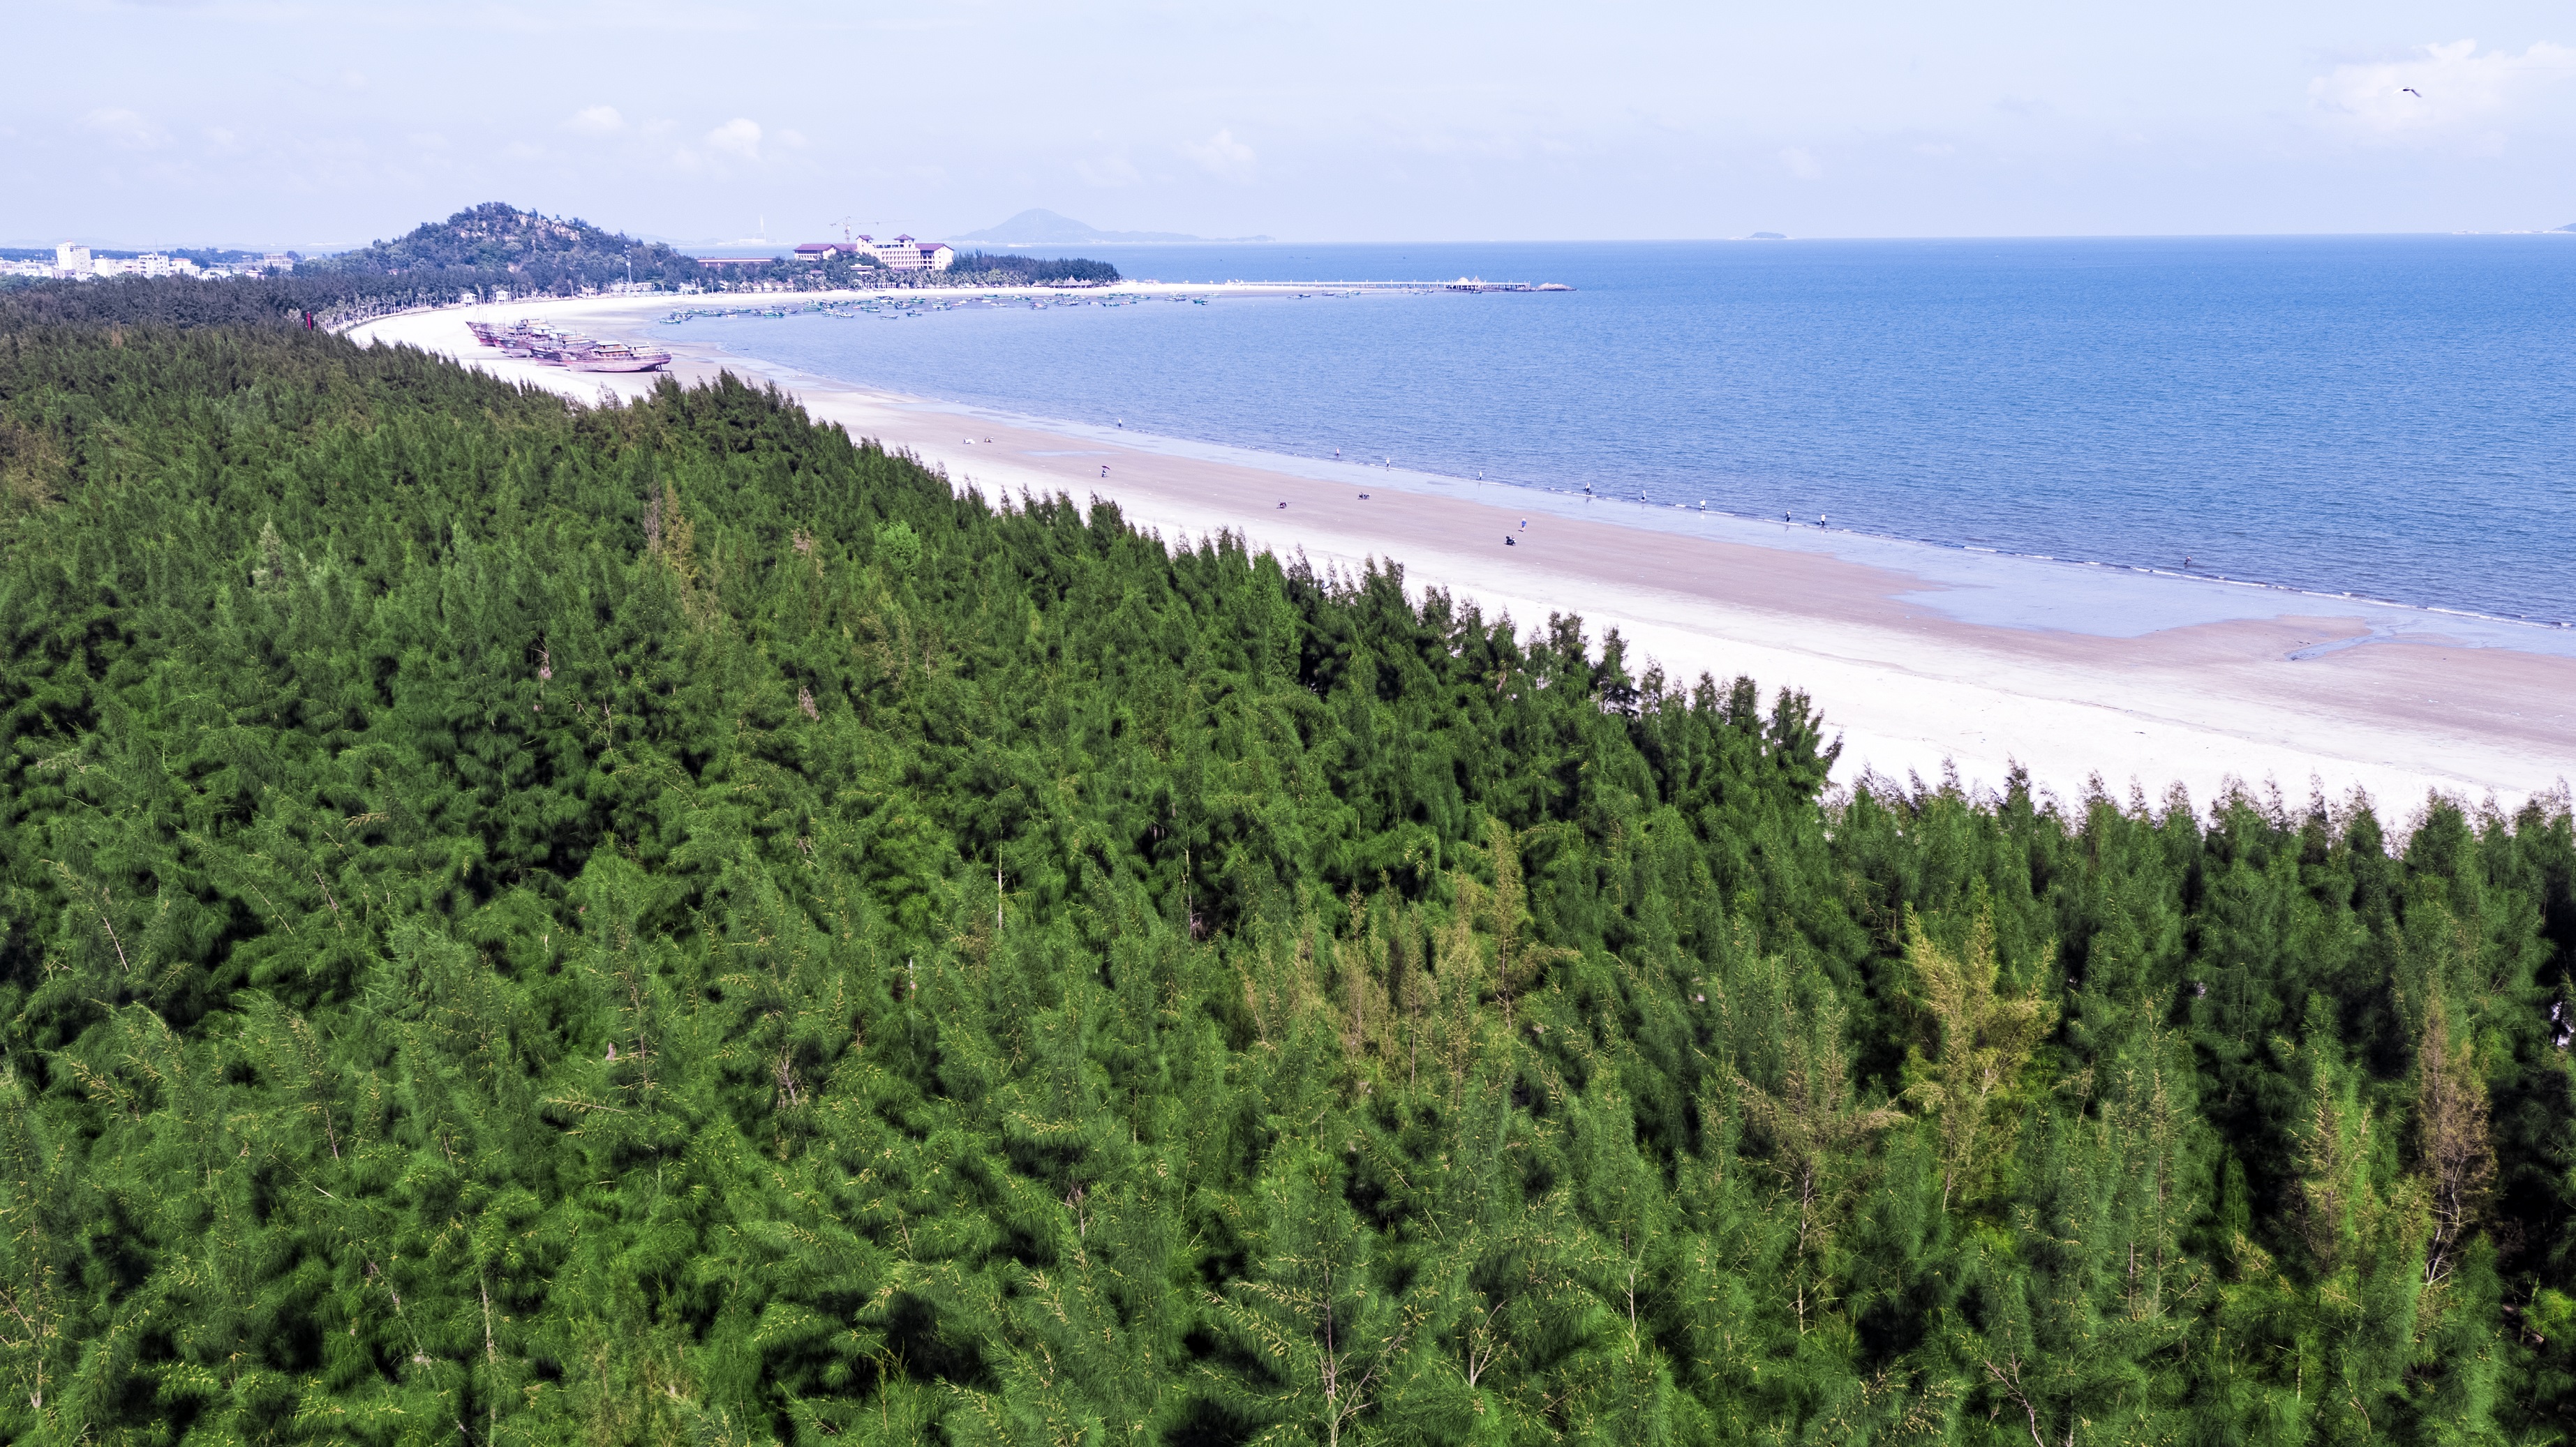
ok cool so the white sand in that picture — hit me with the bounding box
[350,297,2576,826]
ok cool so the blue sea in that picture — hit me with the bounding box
[678,237,2576,626]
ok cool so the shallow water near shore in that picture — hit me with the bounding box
[678,236,2576,629]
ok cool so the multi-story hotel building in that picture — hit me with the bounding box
[794,235,956,272]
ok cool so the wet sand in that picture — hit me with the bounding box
[350,297,2576,822]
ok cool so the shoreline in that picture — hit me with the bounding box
[662,294,2576,647]
[350,294,2576,821]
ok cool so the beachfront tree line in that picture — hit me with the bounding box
[1,313,2573,1446]
[756,248,1119,293]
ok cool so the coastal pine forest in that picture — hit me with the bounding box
[3,306,2575,1446]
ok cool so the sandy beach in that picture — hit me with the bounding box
[350,294,2576,824]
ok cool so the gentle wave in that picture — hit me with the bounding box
[679,236,2576,625]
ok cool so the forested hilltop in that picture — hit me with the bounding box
[1,316,2573,1446]
[306,202,706,291]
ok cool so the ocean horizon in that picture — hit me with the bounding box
[673,235,2576,627]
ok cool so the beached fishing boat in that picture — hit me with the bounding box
[568,341,673,373]
[472,318,663,369]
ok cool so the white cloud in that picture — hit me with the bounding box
[1183,128,1256,182]
[1078,153,1145,187]
[1780,145,1822,179]
[84,108,164,149]
[707,117,763,160]
[2309,38,2576,139]
[565,105,625,137]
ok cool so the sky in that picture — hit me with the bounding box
[4,0,2573,248]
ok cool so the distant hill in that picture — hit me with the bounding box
[950,209,1270,245]
[306,202,701,288]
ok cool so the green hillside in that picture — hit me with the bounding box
[0,317,2572,1444]
[306,202,703,290]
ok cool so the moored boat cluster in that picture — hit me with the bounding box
[465,318,673,372]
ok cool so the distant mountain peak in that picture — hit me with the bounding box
[949,209,1269,246]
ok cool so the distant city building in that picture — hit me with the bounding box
[57,242,91,276]
[137,253,172,278]
[261,253,295,272]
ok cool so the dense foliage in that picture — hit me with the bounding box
[0,273,492,332]
[738,250,1119,293]
[307,203,706,294]
[1,322,2573,1445]
[948,252,1124,286]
